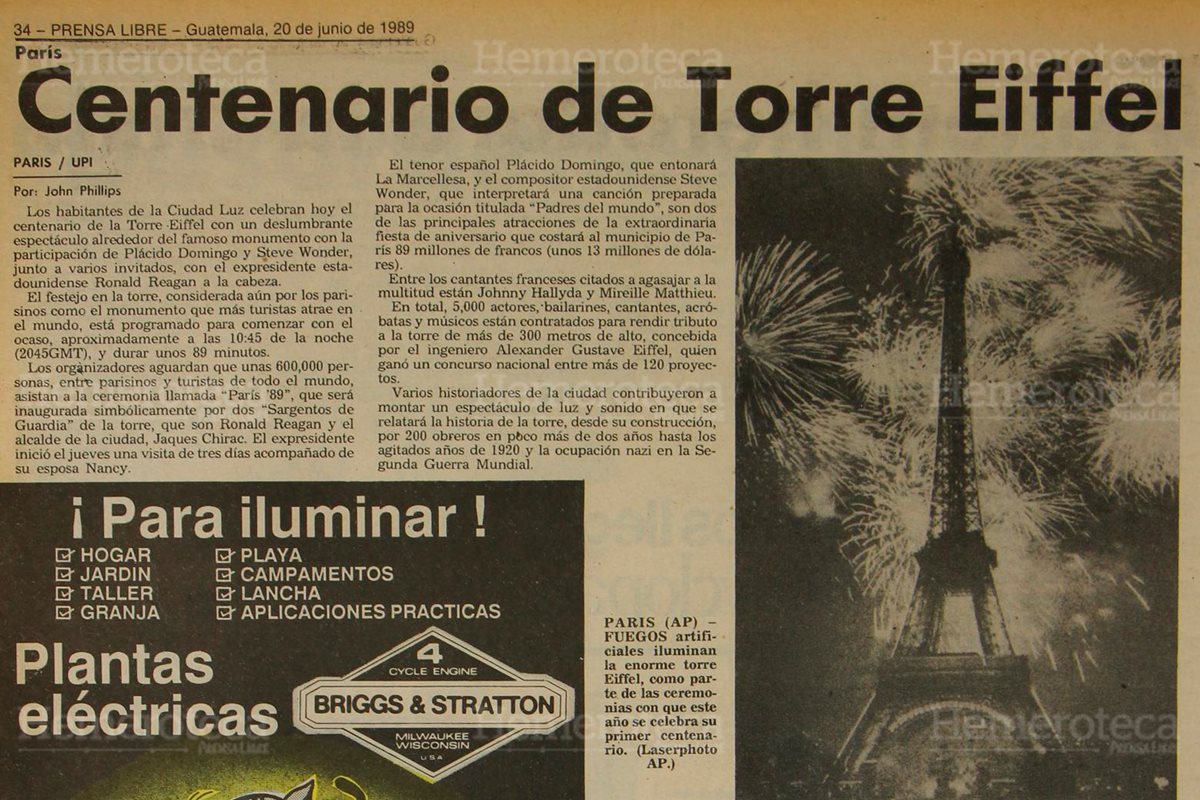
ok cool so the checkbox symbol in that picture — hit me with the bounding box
[55,567,73,582]
[55,586,72,601]
[55,548,73,563]
[215,548,233,564]
[215,586,234,602]
[214,568,233,583]
[55,606,73,621]
[216,606,234,621]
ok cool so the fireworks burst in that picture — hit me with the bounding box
[1088,298,1180,495]
[770,401,881,484]
[965,243,1041,290]
[840,432,1083,650]
[736,239,851,447]
[903,157,1180,275]
[1028,550,1152,684]
[979,467,1082,546]
[967,350,1056,475]
[1071,157,1182,262]
[841,450,928,640]
[981,473,1094,660]
[1025,262,1145,366]
[991,536,1084,666]
[737,158,1178,676]
[846,293,938,411]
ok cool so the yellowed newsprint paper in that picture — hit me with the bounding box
[0,0,1195,798]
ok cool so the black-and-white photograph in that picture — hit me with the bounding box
[735,158,1180,799]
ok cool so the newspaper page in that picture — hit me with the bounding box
[0,1,1195,798]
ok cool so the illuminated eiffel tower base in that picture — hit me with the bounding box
[832,237,1069,799]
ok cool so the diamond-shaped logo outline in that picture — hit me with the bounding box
[292,626,575,782]
[345,627,519,681]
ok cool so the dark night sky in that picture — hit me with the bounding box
[734,159,1179,798]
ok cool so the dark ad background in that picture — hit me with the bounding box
[0,481,584,800]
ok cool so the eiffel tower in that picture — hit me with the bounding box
[832,234,1068,798]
